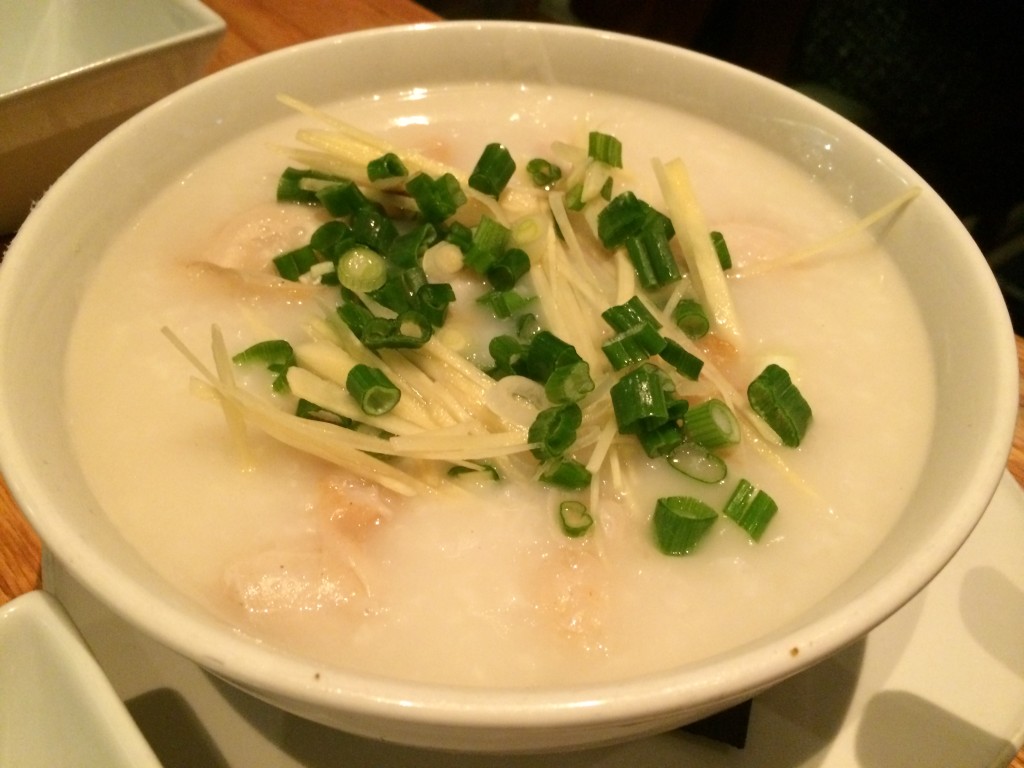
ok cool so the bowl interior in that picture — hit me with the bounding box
[0,21,1016,751]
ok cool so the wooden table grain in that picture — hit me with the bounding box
[0,2,1021,765]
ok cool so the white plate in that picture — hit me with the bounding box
[42,470,1024,767]
[0,591,162,768]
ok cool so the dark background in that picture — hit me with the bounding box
[418,0,1024,332]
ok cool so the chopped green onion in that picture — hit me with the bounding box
[351,206,398,254]
[448,462,500,481]
[601,324,667,370]
[336,246,388,292]
[747,364,812,447]
[346,363,401,416]
[476,289,533,319]
[360,310,432,349]
[310,220,353,258]
[516,312,541,342]
[557,500,594,537]
[528,403,582,460]
[637,421,685,457]
[564,182,585,212]
[672,299,710,339]
[336,300,374,337]
[601,296,662,333]
[485,247,531,290]
[540,457,592,490]
[488,334,525,377]
[724,479,777,541]
[597,191,649,249]
[232,339,296,392]
[600,175,614,201]
[387,223,437,268]
[232,339,295,367]
[588,131,623,168]
[296,398,353,427]
[376,266,429,315]
[668,440,727,483]
[659,338,704,381]
[367,152,408,182]
[653,496,718,555]
[463,216,511,273]
[610,364,669,433]
[415,282,456,327]
[526,157,562,188]
[685,398,740,449]
[544,360,594,404]
[316,179,374,217]
[272,245,319,281]
[444,220,474,252]
[469,143,516,198]
[523,331,581,383]
[406,172,467,222]
[276,167,345,205]
[710,230,732,270]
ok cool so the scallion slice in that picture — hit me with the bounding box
[610,365,669,433]
[637,421,685,458]
[710,230,732,270]
[272,245,319,281]
[232,339,296,392]
[540,457,592,490]
[346,363,401,415]
[360,310,432,349]
[469,143,516,198]
[601,296,662,333]
[598,191,649,249]
[544,359,595,404]
[351,206,398,254]
[588,131,623,168]
[387,223,437,268]
[336,246,387,292]
[476,289,533,319]
[406,171,467,223]
[672,299,710,339]
[653,496,718,555]
[601,324,667,370]
[724,479,777,541]
[685,398,740,448]
[659,338,704,381]
[528,403,582,460]
[668,440,727,483]
[558,500,594,537]
[367,152,408,182]
[526,157,562,188]
[485,247,531,290]
[747,364,812,447]
[276,167,345,205]
[415,282,456,327]
[316,179,373,217]
[464,216,511,273]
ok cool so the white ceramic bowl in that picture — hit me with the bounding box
[0,21,1017,753]
[0,0,224,232]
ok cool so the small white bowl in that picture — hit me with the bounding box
[0,0,225,232]
[0,591,162,768]
[0,21,1017,753]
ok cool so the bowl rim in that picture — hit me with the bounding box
[0,18,1018,740]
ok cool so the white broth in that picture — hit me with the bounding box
[64,82,935,687]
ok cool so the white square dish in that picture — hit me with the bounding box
[0,590,162,768]
[0,0,225,232]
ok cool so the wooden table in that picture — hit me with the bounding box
[1,2,1022,764]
